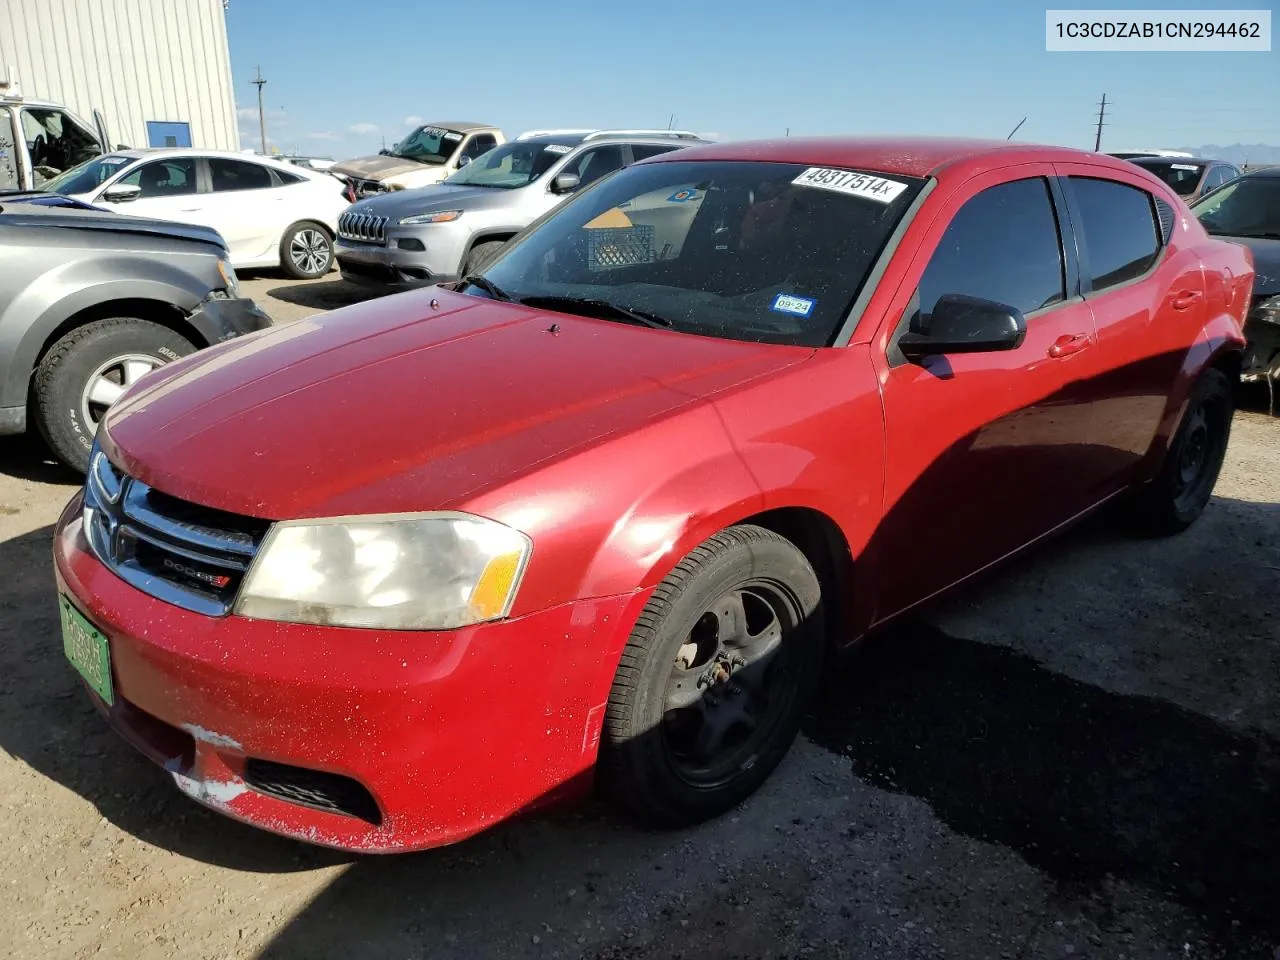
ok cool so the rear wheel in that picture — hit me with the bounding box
[598,525,825,826]
[33,318,195,472]
[280,222,334,279]
[1131,367,1234,535]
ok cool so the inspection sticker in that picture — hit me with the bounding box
[667,188,699,202]
[543,144,572,154]
[771,293,816,317]
[792,167,908,203]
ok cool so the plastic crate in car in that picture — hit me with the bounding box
[587,225,655,271]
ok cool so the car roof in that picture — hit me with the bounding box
[420,121,497,132]
[639,136,1139,179]
[95,148,327,174]
[1129,156,1221,166]
[1241,165,1280,178]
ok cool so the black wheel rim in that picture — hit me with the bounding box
[661,581,802,788]
[1171,392,1229,513]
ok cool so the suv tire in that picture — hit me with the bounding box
[463,240,506,276]
[33,318,195,472]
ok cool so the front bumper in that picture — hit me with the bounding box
[1242,315,1280,380]
[335,227,466,289]
[187,295,274,343]
[54,495,646,852]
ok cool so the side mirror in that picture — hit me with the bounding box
[552,172,581,194]
[457,155,472,169]
[898,293,1027,362]
[101,183,142,203]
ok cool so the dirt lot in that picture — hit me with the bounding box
[2,274,1278,960]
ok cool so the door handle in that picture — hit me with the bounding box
[1048,333,1093,359]
[1171,290,1203,310]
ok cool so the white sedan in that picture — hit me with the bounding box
[40,149,350,279]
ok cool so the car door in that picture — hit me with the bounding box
[97,157,202,222]
[204,156,289,264]
[534,144,629,219]
[1054,164,1207,483]
[0,108,19,189]
[868,168,1104,622]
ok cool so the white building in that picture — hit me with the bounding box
[0,0,239,152]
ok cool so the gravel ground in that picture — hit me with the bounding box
[1,274,1277,960]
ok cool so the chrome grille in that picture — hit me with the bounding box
[338,210,390,245]
[82,451,270,616]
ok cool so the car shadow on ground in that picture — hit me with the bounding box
[2,495,1278,957]
[264,278,385,313]
[0,434,82,486]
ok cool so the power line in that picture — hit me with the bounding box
[1093,93,1108,151]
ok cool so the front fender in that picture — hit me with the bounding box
[0,256,212,409]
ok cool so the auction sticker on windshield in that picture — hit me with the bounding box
[792,167,908,203]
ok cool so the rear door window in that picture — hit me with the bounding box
[208,158,275,192]
[1067,177,1161,291]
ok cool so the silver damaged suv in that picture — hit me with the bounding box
[334,130,707,288]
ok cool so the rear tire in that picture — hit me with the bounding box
[280,222,334,279]
[598,525,825,827]
[1130,367,1233,536]
[462,240,506,276]
[33,318,195,472]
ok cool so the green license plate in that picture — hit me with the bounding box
[60,596,114,706]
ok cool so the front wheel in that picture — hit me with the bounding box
[598,525,825,827]
[280,222,334,279]
[1130,367,1234,536]
[32,318,195,472]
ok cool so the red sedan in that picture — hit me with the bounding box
[54,137,1254,852]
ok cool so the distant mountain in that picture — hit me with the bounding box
[1176,143,1280,166]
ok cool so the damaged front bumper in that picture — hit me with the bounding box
[186,295,274,344]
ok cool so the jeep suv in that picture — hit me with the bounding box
[334,130,706,288]
[0,202,271,471]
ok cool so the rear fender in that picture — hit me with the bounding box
[1137,312,1245,482]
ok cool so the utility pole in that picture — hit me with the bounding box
[1093,93,1108,152]
[252,65,267,154]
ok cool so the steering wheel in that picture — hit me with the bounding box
[29,133,48,168]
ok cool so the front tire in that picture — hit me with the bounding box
[462,240,506,277]
[280,222,334,279]
[598,525,825,827]
[32,318,195,472]
[1131,367,1234,536]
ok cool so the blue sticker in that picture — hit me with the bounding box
[771,293,816,318]
[667,188,698,203]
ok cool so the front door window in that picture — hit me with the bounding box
[19,107,101,185]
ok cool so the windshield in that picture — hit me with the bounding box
[471,159,927,347]
[445,141,574,189]
[388,125,464,164]
[41,154,135,195]
[1133,160,1205,195]
[1191,177,1280,239]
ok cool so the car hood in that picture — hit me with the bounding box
[1222,235,1280,297]
[330,154,442,181]
[0,203,227,249]
[347,183,521,219]
[100,288,812,520]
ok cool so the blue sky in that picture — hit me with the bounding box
[225,0,1276,158]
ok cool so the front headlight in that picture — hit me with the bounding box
[216,258,239,297]
[234,512,532,630]
[399,209,462,225]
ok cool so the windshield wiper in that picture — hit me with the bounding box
[518,295,673,329]
[461,274,513,302]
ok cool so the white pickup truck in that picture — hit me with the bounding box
[0,75,112,193]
